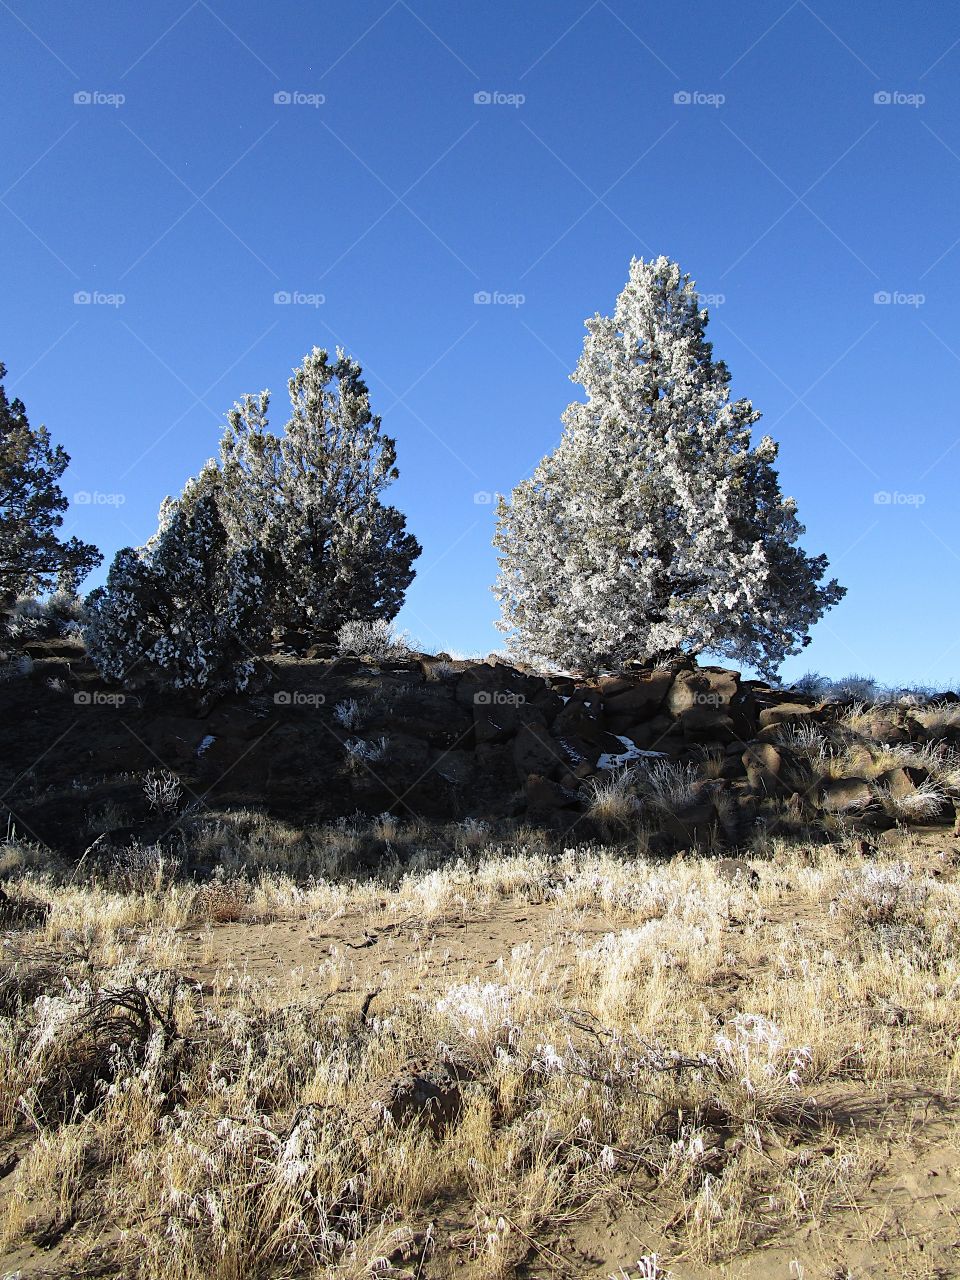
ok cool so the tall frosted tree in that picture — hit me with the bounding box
[184,347,421,637]
[0,361,101,612]
[494,257,845,677]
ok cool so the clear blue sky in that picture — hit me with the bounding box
[2,0,958,686]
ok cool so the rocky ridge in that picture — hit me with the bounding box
[1,637,957,858]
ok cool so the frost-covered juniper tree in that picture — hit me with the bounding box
[493,257,844,677]
[184,347,421,638]
[85,489,267,695]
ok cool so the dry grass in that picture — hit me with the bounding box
[0,829,959,1278]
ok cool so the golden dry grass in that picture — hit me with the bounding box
[1,828,960,1278]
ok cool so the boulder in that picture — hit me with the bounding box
[455,662,545,710]
[431,749,475,788]
[356,1056,470,1139]
[524,773,578,814]
[472,699,542,744]
[758,702,820,729]
[666,668,739,731]
[878,765,929,798]
[603,669,673,721]
[598,675,634,698]
[376,689,473,747]
[820,777,874,814]
[714,857,760,888]
[513,722,563,779]
[740,741,809,796]
[741,742,786,795]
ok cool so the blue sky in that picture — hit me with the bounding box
[2,0,958,685]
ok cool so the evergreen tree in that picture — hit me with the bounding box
[0,361,101,612]
[493,257,845,677]
[188,346,421,637]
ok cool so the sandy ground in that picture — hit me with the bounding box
[3,829,960,1278]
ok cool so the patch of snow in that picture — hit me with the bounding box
[596,735,667,771]
[196,734,216,757]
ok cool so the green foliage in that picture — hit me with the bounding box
[0,361,101,615]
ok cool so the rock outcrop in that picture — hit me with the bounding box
[1,636,956,857]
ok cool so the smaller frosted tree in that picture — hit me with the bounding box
[493,257,845,677]
[85,489,267,696]
[185,347,421,637]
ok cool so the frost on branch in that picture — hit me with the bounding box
[85,490,268,695]
[493,256,845,677]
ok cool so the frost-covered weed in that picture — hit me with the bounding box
[634,759,706,816]
[0,653,33,681]
[609,1256,670,1280]
[712,1014,813,1121]
[581,767,640,828]
[333,698,361,729]
[832,862,930,928]
[336,618,410,660]
[435,981,521,1057]
[344,736,388,764]
[142,768,183,815]
[879,776,947,822]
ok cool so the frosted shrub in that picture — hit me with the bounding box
[832,862,930,927]
[635,759,706,816]
[827,674,880,703]
[713,1013,813,1121]
[6,591,85,640]
[110,842,179,893]
[333,698,361,728]
[788,671,830,698]
[86,491,268,695]
[142,769,183,816]
[435,980,521,1057]
[336,618,409,660]
[879,776,947,822]
[0,652,33,681]
[581,766,640,828]
[344,736,388,764]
